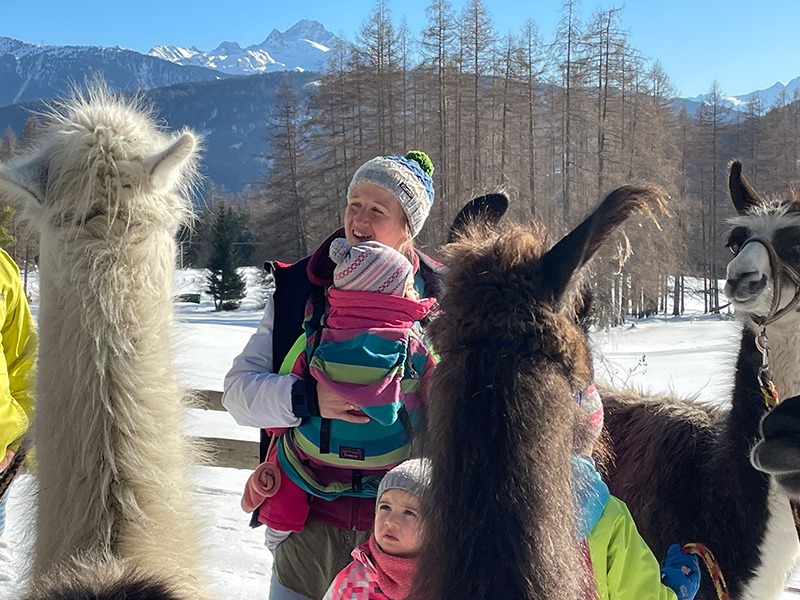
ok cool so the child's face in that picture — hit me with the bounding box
[374,489,422,557]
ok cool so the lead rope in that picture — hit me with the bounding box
[680,543,731,600]
[755,327,780,410]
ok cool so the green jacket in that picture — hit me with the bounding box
[574,456,678,600]
[0,249,37,457]
[587,495,678,600]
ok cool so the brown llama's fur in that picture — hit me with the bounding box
[413,187,664,600]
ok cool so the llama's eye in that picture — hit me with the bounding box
[726,227,749,256]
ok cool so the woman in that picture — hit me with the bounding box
[222,151,443,600]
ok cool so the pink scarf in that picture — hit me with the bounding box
[367,535,419,599]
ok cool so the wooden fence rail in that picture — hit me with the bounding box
[192,389,259,469]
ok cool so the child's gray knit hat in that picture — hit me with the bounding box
[348,151,435,238]
[377,458,431,506]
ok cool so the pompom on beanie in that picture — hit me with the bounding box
[348,150,435,237]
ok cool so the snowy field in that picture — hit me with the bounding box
[0,268,798,598]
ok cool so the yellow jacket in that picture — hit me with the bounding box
[0,249,37,457]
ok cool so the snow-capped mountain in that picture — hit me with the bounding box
[687,76,800,112]
[0,37,227,107]
[149,20,337,75]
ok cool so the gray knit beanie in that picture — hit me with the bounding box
[377,458,431,506]
[348,151,435,238]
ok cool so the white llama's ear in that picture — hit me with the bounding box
[0,154,48,208]
[143,132,197,192]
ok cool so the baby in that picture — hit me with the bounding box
[242,240,436,550]
[308,237,436,425]
[323,458,429,600]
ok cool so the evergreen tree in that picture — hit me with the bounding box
[206,202,246,311]
[0,206,16,249]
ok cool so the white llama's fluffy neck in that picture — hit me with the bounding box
[32,224,203,591]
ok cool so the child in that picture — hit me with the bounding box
[242,240,436,549]
[322,457,429,600]
[573,385,701,600]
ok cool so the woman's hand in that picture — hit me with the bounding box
[316,386,371,424]
[0,448,14,473]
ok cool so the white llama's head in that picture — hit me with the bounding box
[0,85,199,241]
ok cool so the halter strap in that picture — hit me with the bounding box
[740,236,800,326]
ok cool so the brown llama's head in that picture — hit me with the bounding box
[415,186,664,600]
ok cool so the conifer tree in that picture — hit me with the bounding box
[0,206,16,249]
[206,202,246,311]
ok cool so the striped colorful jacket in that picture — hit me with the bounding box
[274,286,437,502]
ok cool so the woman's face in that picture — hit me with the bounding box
[373,488,422,557]
[345,183,408,251]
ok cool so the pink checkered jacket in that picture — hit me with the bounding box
[322,537,417,600]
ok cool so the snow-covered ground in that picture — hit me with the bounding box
[0,269,798,598]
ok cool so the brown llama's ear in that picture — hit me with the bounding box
[729,160,764,215]
[447,193,508,243]
[538,186,663,304]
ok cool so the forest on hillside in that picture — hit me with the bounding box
[2,0,799,325]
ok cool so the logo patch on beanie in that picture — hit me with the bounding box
[339,446,365,461]
[397,182,414,200]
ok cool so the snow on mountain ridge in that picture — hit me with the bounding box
[689,77,800,112]
[147,19,335,75]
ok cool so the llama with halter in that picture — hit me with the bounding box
[0,88,207,600]
[602,160,800,600]
[412,186,663,600]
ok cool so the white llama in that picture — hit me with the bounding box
[0,88,207,599]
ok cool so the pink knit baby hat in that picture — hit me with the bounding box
[330,238,413,296]
[574,384,604,452]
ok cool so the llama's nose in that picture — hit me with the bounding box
[724,271,768,301]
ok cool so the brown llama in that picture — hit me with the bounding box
[602,160,800,599]
[413,186,663,600]
[0,86,207,599]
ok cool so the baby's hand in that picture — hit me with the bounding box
[404,278,420,301]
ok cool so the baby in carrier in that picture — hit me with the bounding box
[242,239,436,549]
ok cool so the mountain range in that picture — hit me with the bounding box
[148,19,336,75]
[686,76,800,113]
[1,19,799,193]
[0,19,335,108]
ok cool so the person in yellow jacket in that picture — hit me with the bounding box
[0,248,37,538]
[574,386,700,600]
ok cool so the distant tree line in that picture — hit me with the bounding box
[5,0,800,321]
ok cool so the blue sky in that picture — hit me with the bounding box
[3,0,798,98]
